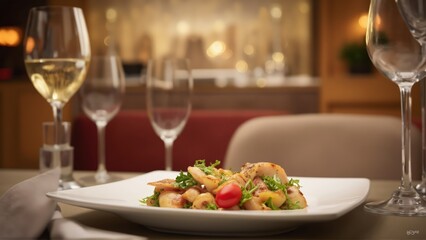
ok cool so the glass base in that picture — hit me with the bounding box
[59,180,81,190]
[364,187,426,216]
[416,181,426,199]
[77,172,122,187]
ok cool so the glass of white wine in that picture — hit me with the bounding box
[24,6,91,146]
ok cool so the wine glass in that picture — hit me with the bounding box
[146,58,193,171]
[396,0,426,198]
[364,0,426,216]
[24,6,90,145]
[78,55,125,186]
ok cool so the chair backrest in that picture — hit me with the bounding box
[72,110,286,172]
[224,114,422,180]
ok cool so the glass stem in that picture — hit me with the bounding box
[399,84,414,191]
[421,80,426,183]
[164,138,174,171]
[96,121,108,176]
[51,103,63,146]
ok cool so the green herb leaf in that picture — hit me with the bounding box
[218,173,231,186]
[194,160,220,175]
[262,175,283,191]
[183,202,192,209]
[283,199,302,210]
[174,171,198,189]
[288,178,301,188]
[140,191,160,207]
[264,197,280,210]
[239,179,258,206]
[206,203,218,210]
[262,176,303,210]
[262,176,301,192]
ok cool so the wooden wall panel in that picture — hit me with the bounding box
[317,0,421,117]
[0,82,73,169]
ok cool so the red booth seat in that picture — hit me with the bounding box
[71,110,287,172]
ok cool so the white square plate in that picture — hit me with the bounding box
[47,171,370,236]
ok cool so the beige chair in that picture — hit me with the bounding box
[224,114,422,180]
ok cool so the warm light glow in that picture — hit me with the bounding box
[0,27,21,47]
[25,37,35,53]
[103,35,111,46]
[358,14,368,29]
[206,41,226,58]
[106,8,117,22]
[222,49,233,60]
[213,20,226,32]
[243,44,255,56]
[272,52,284,62]
[256,78,266,88]
[270,6,282,19]
[235,60,248,72]
[375,16,382,28]
[177,20,190,36]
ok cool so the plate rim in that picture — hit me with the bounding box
[46,171,370,235]
[47,171,370,217]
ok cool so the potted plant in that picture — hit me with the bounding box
[340,41,372,74]
[340,40,372,74]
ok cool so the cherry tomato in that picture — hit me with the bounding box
[215,183,242,208]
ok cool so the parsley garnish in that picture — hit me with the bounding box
[283,199,301,210]
[174,171,198,189]
[288,178,301,188]
[183,202,192,209]
[239,179,258,206]
[262,175,284,191]
[140,191,160,207]
[265,197,280,210]
[206,203,218,210]
[262,175,303,210]
[173,160,222,189]
[262,176,301,192]
[219,174,230,186]
[194,160,220,175]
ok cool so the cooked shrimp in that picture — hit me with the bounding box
[286,186,307,209]
[228,172,247,186]
[158,190,185,208]
[217,168,234,178]
[252,177,286,208]
[148,179,180,191]
[258,190,286,208]
[240,162,288,184]
[243,196,270,210]
[252,176,269,194]
[191,192,216,209]
[181,187,201,203]
[188,166,220,192]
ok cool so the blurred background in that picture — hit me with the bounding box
[0,0,421,169]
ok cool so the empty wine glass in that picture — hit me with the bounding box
[364,0,426,216]
[78,55,125,186]
[146,58,193,171]
[396,0,426,197]
[23,6,90,189]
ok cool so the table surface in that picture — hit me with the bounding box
[1,169,425,239]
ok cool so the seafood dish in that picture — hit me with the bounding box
[141,160,307,210]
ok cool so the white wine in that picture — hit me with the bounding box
[25,58,89,104]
